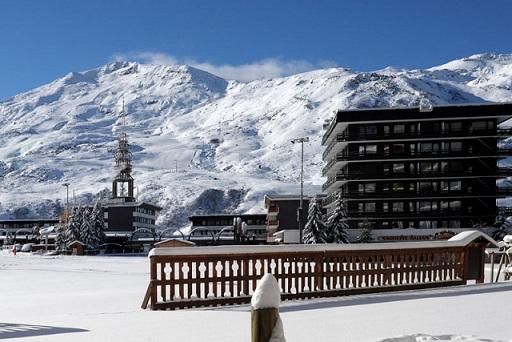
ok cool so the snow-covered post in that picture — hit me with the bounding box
[251,274,285,342]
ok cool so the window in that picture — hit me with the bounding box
[450,141,462,152]
[420,162,432,173]
[384,125,390,136]
[450,201,461,211]
[420,142,432,153]
[449,220,461,228]
[419,201,431,212]
[365,202,376,212]
[366,183,376,192]
[392,221,404,229]
[366,125,377,135]
[419,221,432,229]
[472,121,488,131]
[358,183,376,193]
[449,181,461,191]
[366,144,377,154]
[449,121,462,132]
[393,144,405,154]
[392,182,404,191]
[383,144,390,156]
[393,163,405,173]
[383,203,389,212]
[359,144,377,155]
[394,124,405,134]
[441,182,449,192]
[392,202,404,212]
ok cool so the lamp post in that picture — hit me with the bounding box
[291,137,309,244]
[62,183,70,225]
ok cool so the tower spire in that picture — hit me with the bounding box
[112,97,134,200]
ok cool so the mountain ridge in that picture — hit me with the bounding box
[1,53,511,227]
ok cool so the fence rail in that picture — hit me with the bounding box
[142,232,492,310]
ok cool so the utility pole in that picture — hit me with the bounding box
[62,183,70,225]
[175,160,178,173]
[291,137,309,244]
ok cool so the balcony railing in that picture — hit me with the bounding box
[332,128,512,142]
[333,149,508,162]
[322,169,512,192]
[345,209,473,218]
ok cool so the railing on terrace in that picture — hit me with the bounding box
[334,149,508,161]
[334,128,512,142]
[141,231,493,310]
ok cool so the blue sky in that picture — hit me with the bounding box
[1,0,511,99]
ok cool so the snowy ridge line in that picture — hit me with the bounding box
[149,230,496,257]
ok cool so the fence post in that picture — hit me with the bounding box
[149,256,158,310]
[251,274,284,342]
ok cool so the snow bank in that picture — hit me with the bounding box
[251,273,281,310]
[377,334,505,342]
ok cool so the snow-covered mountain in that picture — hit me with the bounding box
[1,53,512,227]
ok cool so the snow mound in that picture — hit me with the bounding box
[251,273,281,309]
[377,334,505,342]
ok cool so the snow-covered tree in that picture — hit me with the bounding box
[356,220,373,243]
[54,224,67,251]
[91,200,106,249]
[492,213,512,241]
[326,192,349,244]
[65,206,82,247]
[304,197,327,244]
[79,207,95,248]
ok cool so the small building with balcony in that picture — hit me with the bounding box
[322,102,512,240]
[187,214,267,245]
[264,194,316,243]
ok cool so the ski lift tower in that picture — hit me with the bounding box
[112,100,135,201]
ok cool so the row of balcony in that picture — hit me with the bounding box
[344,209,480,219]
[322,128,512,160]
[322,169,512,191]
[322,188,512,206]
[322,148,512,175]
[324,128,512,146]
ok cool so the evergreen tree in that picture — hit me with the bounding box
[92,200,106,249]
[79,207,95,249]
[356,220,373,243]
[54,224,67,251]
[304,197,327,244]
[326,192,350,244]
[65,206,82,247]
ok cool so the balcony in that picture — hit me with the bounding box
[333,128,512,142]
[345,209,473,219]
[334,149,504,162]
[497,187,512,196]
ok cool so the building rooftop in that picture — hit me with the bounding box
[323,102,512,143]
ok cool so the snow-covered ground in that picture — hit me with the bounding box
[1,252,511,341]
[1,53,512,226]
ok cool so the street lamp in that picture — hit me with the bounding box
[291,137,310,244]
[62,183,70,225]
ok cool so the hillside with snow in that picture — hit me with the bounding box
[1,53,512,227]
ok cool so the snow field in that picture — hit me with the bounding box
[1,253,511,341]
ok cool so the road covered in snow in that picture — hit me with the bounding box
[1,252,511,341]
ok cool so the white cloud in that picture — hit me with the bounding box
[112,52,337,82]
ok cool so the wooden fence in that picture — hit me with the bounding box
[142,231,492,310]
